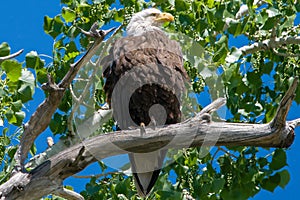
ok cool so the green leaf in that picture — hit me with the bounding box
[262,17,277,30]
[175,0,190,12]
[247,71,262,87]
[5,110,17,124]
[115,179,128,196]
[61,0,73,5]
[0,88,6,98]
[261,173,280,192]
[213,43,228,63]
[49,113,67,134]
[262,62,273,74]
[17,70,35,103]
[36,68,48,84]
[179,13,194,25]
[11,100,23,112]
[20,69,35,86]
[65,41,80,60]
[278,170,290,188]
[25,51,45,69]
[266,8,281,18]
[17,85,33,103]
[30,143,37,156]
[155,190,182,200]
[269,149,287,170]
[1,60,22,82]
[258,157,268,167]
[62,7,76,22]
[44,15,64,39]
[15,111,25,126]
[0,42,10,57]
[212,178,225,192]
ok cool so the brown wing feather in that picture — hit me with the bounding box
[102,30,188,127]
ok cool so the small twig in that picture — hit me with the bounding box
[210,147,221,165]
[271,77,299,129]
[72,171,121,179]
[0,49,24,62]
[288,118,300,129]
[210,146,238,165]
[52,187,84,200]
[185,98,226,123]
[198,98,226,115]
[77,22,103,38]
[218,147,239,159]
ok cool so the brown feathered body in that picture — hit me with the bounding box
[102,30,187,196]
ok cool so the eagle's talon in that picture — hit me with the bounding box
[140,122,146,136]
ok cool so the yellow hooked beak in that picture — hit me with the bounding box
[155,12,174,22]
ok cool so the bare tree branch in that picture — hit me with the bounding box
[239,36,300,56]
[0,49,24,62]
[13,25,116,172]
[1,80,298,199]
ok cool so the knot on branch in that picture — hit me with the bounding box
[79,22,116,39]
[41,74,65,92]
[282,125,295,148]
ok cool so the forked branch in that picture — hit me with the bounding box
[13,24,116,172]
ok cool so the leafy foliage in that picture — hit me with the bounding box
[0,0,299,199]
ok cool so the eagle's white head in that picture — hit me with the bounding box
[126,8,174,36]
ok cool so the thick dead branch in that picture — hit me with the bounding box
[1,117,298,199]
[1,81,298,199]
[13,24,116,171]
[0,49,23,62]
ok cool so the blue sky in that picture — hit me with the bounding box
[0,1,300,199]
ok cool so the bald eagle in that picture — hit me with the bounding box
[102,8,188,197]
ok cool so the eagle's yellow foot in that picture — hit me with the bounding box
[140,122,146,136]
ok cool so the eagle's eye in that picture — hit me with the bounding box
[150,13,158,17]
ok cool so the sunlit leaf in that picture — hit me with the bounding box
[62,7,76,22]
[1,60,22,82]
[25,51,45,69]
